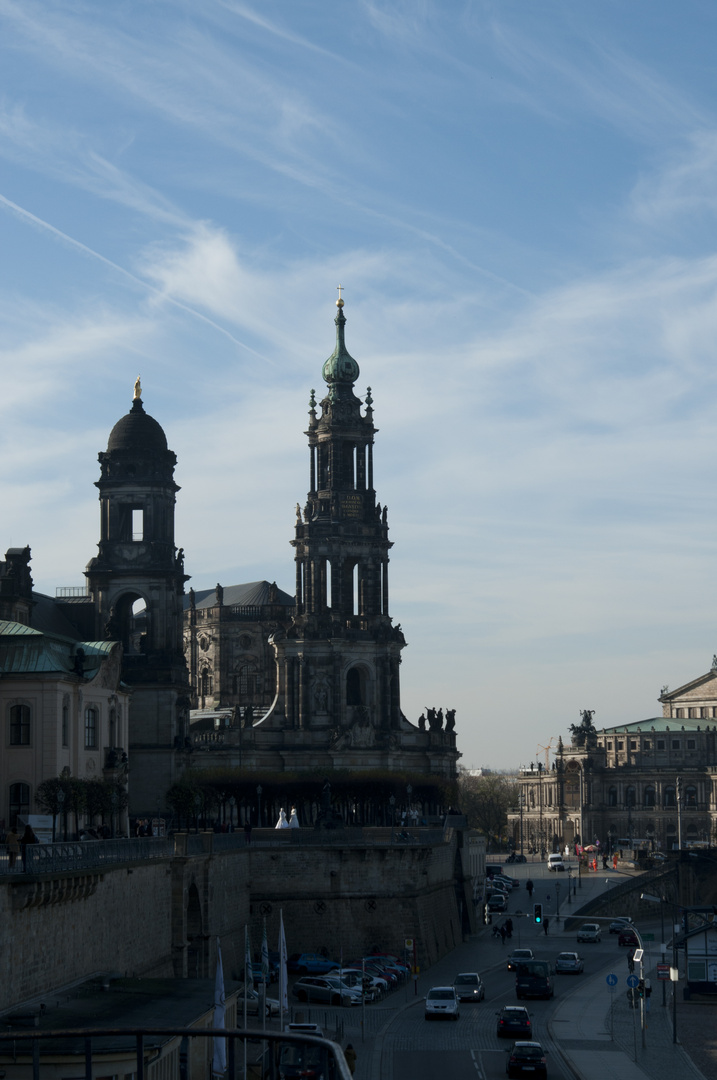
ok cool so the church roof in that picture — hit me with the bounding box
[107,397,168,454]
[184,581,294,610]
[31,591,90,639]
[322,302,360,385]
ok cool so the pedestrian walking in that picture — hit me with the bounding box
[543,915,550,936]
[627,950,635,974]
[499,924,506,944]
[612,853,618,870]
[505,918,513,939]
[20,824,39,871]
[344,1044,356,1075]
[526,878,534,899]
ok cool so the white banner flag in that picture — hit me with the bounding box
[212,940,226,1076]
[261,918,270,981]
[279,909,288,1027]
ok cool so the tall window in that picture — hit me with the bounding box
[625,786,636,808]
[9,782,29,827]
[9,704,31,746]
[84,707,98,749]
[664,786,676,808]
[608,787,617,807]
[685,785,698,807]
[644,786,656,808]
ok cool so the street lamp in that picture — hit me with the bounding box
[566,866,572,904]
[256,785,263,829]
[641,892,679,1042]
[555,882,561,922]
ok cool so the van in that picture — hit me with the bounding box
[547,854,565,872]
[515,960,553,1000]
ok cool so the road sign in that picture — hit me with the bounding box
[606,973,618,987]
[404,938,414,949]
[642,933,655,941]
[627,974,639,988]
[656,963,670,981]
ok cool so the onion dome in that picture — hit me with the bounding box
[322,299,360,386]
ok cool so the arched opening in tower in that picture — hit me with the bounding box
[108,593,147,655]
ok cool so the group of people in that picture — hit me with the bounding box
[491,917,514,942]
[275,807,300,829]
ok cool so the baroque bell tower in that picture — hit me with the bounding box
[260,297,416,767]
[85,378,190,813]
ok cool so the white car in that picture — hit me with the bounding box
[425,985,460,1021]
[576,923,601,943]
[547,854,565,872]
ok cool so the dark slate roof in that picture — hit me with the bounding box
[107,398,168,453]
[31,592,89,639]
[184,580,294,610]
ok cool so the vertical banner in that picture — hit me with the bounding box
[279,909,288,1030]
[212,940,226,1077]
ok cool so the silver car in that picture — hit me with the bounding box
[576,923,601,943]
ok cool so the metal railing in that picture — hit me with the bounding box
[0,837,172,875]
[0,1027,352,1080]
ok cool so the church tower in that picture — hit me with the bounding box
[85,379,190,813]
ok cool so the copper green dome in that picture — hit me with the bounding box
[322,303,360,385]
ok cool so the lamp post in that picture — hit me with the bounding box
[555,881,561,922]
[566,866,572,904]
[256,785,263,829]
[57,788,65,843]
[519,789,524,857]
[641,892,680,1043]
[229,795,236,832]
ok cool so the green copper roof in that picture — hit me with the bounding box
[0,620,117,675]
[322,303,359,385]
[599,717,715,734]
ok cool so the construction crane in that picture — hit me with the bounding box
[537,739,556,769]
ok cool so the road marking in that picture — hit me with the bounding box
[470,1049,483,1077]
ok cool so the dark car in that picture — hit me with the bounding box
[609,917,633,934]
[507,949,534,972]
[505,1041,548,1079]
[487,894,508,913]
[506,853,527,864]
[287,953,338,975]
[496,1005,532,1039]
[453,972,485,1002]
[618,928,640,947]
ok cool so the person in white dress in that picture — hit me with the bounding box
[289,807,300,828]
[275,808,289,828]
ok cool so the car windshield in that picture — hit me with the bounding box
[428,990,455,1000]
[455,975,478,984]
[558,954,575,961]
[515,1047,542,1059]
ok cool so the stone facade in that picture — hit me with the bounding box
[0,830,470,1012]
[510,669,717,854]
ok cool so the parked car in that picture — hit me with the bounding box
[609,918,634,934]
[507,949,534,972]
[235,985,281,1017]
[576,923,601,943]
[487,895,508,913]
[495,875,520,890]
[496,1005,533,1039]
[328,967,386,997]
[320,975,363,1005]
[424,985,460,1021]
[287,953,338,975]
[547,854,565,872]
[618,928,640,947]
[291,976,355,1007]
[250,961,278,984]
[453,972,485,1002]
[505,1041,548,1079]
[554,952,584,974]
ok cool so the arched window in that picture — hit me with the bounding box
[608,786,617,807]
[9,782,29,827]
[346,667,365,706]
[9,704,31,746]
[625,786,636,808]
[684,785,698,808]
[84,707,98,749]
[664,786,676,808]
[644,786,656,808]
[200,669,213,698]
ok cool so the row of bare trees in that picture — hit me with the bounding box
[35,777,128,840]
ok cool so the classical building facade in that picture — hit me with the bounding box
[0,547,130,834]
[186,301,460,778]
[509,667,717,854]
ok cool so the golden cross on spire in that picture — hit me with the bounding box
[337,284,344,300]
[336,284,345,307]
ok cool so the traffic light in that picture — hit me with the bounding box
[533,903,543,924]
[638,978,645,998]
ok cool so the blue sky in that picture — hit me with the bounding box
[2,1,717,770]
